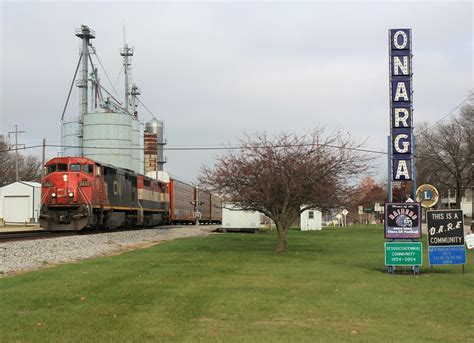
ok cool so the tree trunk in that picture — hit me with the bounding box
[455,179,462,209]
[276,225,287,253]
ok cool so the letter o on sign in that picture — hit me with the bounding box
[393,31,408,49]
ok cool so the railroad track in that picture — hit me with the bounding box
[0,226,171,243]
[0,230,76,242]
[0,224,205,243]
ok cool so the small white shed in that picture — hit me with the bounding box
[2,181,41,224]
[300,208,322,231]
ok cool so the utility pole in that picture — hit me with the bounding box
[8,125,25,182]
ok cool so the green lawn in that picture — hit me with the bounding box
[1,225,473,342]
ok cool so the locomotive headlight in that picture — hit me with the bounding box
[69,192,74,198]
[51,193,57,198]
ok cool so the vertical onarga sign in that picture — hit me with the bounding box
[385,29,420,275]
[389,29,413,180]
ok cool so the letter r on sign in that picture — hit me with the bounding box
[393,108,411,127]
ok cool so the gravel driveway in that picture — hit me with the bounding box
[0,225,216,276]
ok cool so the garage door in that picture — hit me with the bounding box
[4,196,30,223]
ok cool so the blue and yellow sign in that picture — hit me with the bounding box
[389,29,413,180]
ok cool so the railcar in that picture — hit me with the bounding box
[197,188,212,224]
[211,194,223,224]
[168,178,196,224]
[39,157,169,231]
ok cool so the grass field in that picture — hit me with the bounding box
[1,225,473,342]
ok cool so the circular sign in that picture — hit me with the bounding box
[416,184,439,208]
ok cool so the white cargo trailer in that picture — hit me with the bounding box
[222,203,261,232]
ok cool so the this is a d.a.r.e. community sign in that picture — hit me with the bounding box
[426,209,466,266]
[384,202,421,239]
[385,242,423,266]
[426,209,464,246]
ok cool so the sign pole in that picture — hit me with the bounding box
[388,135,393,202]
[412,135,417,199]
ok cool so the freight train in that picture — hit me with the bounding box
[39,157,222,231]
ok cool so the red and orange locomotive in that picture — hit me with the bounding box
[39,157,169,230]
[39,157,222,231]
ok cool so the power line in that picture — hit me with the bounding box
[0,142,388,155]
[6,143,473,160]
[93,50,121,100]
[426,94,473,129]
[136,97,157,119]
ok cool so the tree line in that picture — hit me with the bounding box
[415,100,473,208]
[0,135,42,186]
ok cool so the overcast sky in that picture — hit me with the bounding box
[1,1,472,183]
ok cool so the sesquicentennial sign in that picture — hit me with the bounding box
[389,29,413,181]
[384,202,421,239]
[385,242,423,266]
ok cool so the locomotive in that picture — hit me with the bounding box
[39,157,221,231]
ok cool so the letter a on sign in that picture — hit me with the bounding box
[393,159,411,180]
[394,82,409,101]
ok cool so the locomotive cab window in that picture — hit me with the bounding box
[58,164,68,172]
[47,165,57,174]
[70,164,81,172]
[83,164,94,174]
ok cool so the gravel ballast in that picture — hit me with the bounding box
[0,225,215,276]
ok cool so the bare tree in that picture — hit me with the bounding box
[415,100,473,208]
[0,135,42,185]
[199,129,370,252]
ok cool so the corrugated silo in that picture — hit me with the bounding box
[83,110,132,170]
[61,118,82,157]
[139,121,144,174]
[131,117,141,173]
[145,119,166,172]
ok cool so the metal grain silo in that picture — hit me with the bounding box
[144,131,157,174]
[145,119,166,171]
[139,121,144,174]
[83,110,132,170]
[130,117,141,173]
[62,118,82,156]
